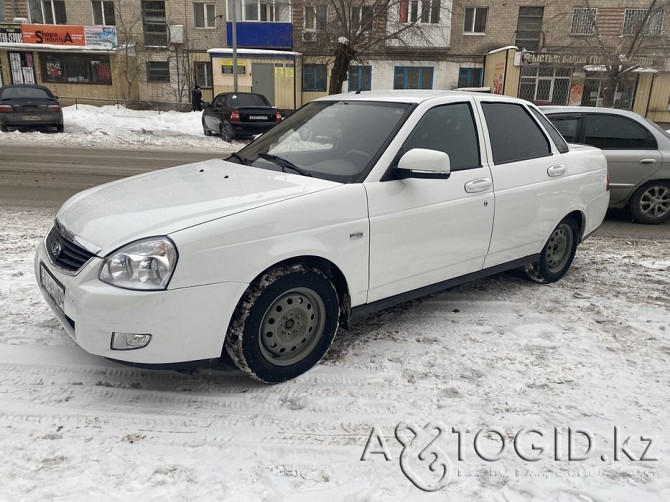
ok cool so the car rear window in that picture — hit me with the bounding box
[0,87,53,99]
[229,94,270,107]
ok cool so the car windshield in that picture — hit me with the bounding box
[1,87,52,99]
[231,100,414,183]
[229,94,270,107]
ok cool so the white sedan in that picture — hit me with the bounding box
[36,91,610,383]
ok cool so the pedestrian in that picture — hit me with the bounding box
[191,85,202,111]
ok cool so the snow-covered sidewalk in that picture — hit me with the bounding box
[0,206,669,500]
[0,104,244,152]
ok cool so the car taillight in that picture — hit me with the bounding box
[0,104,13,113]
[230,110,240,122]
[47,104,61,112]
[275,111,282,122]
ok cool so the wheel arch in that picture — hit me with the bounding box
[246,255,352,329]
[565,209,586,242]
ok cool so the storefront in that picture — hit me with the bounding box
[0,23,134,105]
[207,48,301,112]
[482,46,670,123]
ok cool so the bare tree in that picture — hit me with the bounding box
[113,0,147,103]
[554,0,670,107]
[296,0,450,94]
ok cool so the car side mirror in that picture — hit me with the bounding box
[395,148,451,179]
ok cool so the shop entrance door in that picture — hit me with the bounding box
[252,63,275,105]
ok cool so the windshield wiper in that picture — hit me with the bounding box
[226,152,250,165]
[257,153,312,177]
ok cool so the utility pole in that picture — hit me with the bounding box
[231,0,238,92]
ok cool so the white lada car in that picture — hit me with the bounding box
[36,91,610,383]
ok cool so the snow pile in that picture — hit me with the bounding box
[0,206,669,500]
[0,104,244,151]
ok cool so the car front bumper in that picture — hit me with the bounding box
[34,240,249,365]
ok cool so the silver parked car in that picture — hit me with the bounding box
[542,106,670,224]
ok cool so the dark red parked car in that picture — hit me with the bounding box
[202,92,281,142]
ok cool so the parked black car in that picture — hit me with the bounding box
[202,92,281,142]
[0,84,64,132]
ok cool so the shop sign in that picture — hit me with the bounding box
[0,24,22,44]
[517,51,654,68]
[84,26,117,49]
[221,60,247,74]
[22,24,86,46]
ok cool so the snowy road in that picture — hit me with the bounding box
[1,205,668,501]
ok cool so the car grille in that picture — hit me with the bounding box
[45,225,95,272]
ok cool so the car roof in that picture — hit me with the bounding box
[540,105,643,119]
[316,90,531,105]
[0,84,52,90]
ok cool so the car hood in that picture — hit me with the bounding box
[56,159,340,255]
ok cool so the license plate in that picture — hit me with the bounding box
[40,263,65,312]
[248,115,268,121]
[21,115,41,121]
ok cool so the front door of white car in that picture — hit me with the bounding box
[365,101,495,303]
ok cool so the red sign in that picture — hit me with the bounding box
[22,24,85,45]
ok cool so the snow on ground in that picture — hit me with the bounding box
[0,104,245,152]
[1,205,669,501]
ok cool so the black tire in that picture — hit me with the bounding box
[0,125,8,132]
[202,120,212,136]
[220,122,234,142]
[628,181,670,224]
[225,264,339,383]
[525,217,579,283]
[56,124,64,133]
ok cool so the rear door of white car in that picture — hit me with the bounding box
[365,99,495,303]
[476,99,571,268]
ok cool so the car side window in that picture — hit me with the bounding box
[212,95,223,108]
[530,109,569,153]
[401,102,481,171]
[481,102,551,165]
[583,114,657,150]
[546,114,581,143]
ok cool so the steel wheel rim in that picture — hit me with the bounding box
[639,186,670,219]
[259,287,326,366]
[544,224,573,273]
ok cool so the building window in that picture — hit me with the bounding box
[29,0,67,24]
[515,6,543,50]
[393,66,433,89]
[194,3,216,27]
[457,67,482,87]
[518,66,572,105]
[623,8,663,36]
[351,6,373,33]
[399,0,440,24]
[349,65,372,91]
[571,8,597,35]
[228,0,290,22]
[302,64,327,92]
[142,1,168,46]
[463,7,487,33]
[42,53,112,84]
[9,52,36,84]
[146,61,170,82]
[92,1,115,25]
[304,5,327,30]
[194,61,213,88]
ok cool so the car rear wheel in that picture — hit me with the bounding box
[56,125,64,133]
[224,264,339,383]
[629,181,670,224]
[525,217,579,283]
[0,125,7,132]
[202,120,211,136]
[220,122,235,142]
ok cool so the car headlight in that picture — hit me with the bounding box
[99,237,177,291]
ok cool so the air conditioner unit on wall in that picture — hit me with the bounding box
[169,25,184,44]
[13,17,29,24]
[302,31,317,42]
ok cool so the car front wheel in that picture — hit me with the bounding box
[525,216,579,283]
[225,264,339,383]
[629,181,670,224]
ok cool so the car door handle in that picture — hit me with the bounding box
[547,165,566,177]
[640,158,657,165]
[464,178,492,193]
